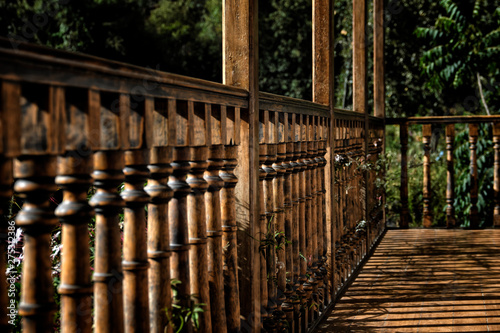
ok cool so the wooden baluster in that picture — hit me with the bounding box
[494,123,500,227]
[469,123,479,229]
[400,123,409,228]
[205,144,227,333]
[291,140,302,332]
[317,138,328,306]
[445,124,456,228]
[56,87,93,333]
[146,146,173,333]
[168,147,192,332]
[422,124,432,228]
[282,139,295,330]
[258,144,270,327]
[263,143,278,322]
[122,149,150,333]
[0,157,12,333]
[220,145,241,332]
[308,139,320,320]
[273,142,287,327]
[15,84,64,332]
[187,146,212,332]
[298,138,309,332]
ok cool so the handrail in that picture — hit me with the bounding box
[387,115,500,125]
[259,91,330,117]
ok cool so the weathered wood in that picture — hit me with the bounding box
[122,149,150,333]
[353,0,367,113]
[400,123,409,228]
[90,150,125,333]
[145,146,173,333]
[469,124,479,229]
[205,145,227,333]
[56,154,93,333]
[494,123,500,227]
[220,145,241,332]
[223,0,260,330]
[14,156,58,333]
[187,146,212,332]
[168,147,192,332]
[373,0,385,118]
[258,143,269,323]
[422,124,432,228]
[445,124,456,228]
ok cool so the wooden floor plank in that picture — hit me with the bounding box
[315,229,500,332]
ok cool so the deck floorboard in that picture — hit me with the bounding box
[316,229,500,332]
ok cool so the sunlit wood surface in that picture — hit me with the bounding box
[317,229,500,332]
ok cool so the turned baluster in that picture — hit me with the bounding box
[445,124,456,228]
[122,149,151,333]
[469,124,479,229]
[146,146,173,333]
[494,123,500,227]
[422,124,432,228]
[220,145,241,332]
[308,139,320,320]
[318,139,329,306]
[187,146,212,331]
[15,84,65,332]
[291,141,302,332]
[400,123,409,228]
[56,155,93,333]
[168,147,192,331]
[273,142,287,327]
[282,140,295,329]
[205,145,227,333]
[263,143,278,322]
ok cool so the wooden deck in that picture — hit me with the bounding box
[317,229,500,332]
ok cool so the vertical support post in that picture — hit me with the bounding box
[353,0,367,114]
[469,123,479,229]
[373,0,385,118]
[494,122,500,227]
[223,0,260,330]
[445,124,456,228]
[400,123,409,228]
[422,124,432,228]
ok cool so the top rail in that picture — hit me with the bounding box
[387,115,500,125]
[259,91,330,117]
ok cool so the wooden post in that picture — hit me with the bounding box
[422,124,432,228]
[373,0,385,118]
[313,0,335,305]
[445,124,456,228]
[223,0,260,330]
[400,123,409,228]
[469,123,479,229]
[146,146,173,333]
[205,144,227,333]
[56,89,93,333]
[353,0,367,114]
[494,122,500,227]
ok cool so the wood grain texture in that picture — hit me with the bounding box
[353,0,367,113]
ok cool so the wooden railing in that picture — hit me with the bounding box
[0,38,386,332]
[387,116,500,229]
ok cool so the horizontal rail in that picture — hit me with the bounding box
[386,115,500,125]
[259,92,330,117]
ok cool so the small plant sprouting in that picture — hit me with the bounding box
[165,279,206,333]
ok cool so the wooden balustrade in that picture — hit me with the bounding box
[0,6,387,329]
[388,117,500,230]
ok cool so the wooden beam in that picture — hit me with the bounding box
[223,0,260,331]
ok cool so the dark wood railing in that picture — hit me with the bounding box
[387,116,500,229]
[0,41,385,332]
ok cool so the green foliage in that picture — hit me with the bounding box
[166,280,206,333]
